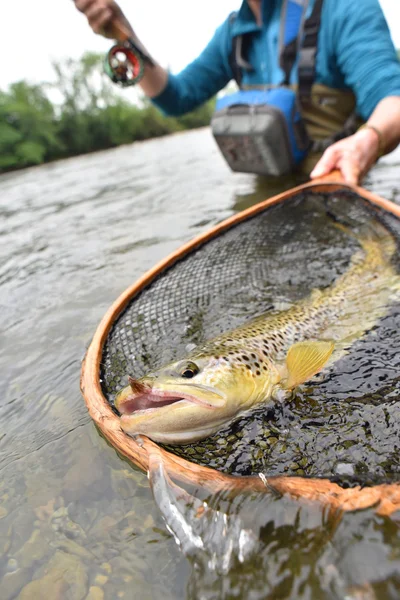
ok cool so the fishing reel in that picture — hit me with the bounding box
[104,40,151,87]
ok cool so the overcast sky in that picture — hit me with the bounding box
[2,0,399,90]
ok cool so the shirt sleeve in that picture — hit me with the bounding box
[333,0,400,120]
[151,18,233,117]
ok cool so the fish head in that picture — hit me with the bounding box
[114,353,261,444]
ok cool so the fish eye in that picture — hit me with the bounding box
[180,362,199,379]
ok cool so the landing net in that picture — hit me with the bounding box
[101,191,400,486]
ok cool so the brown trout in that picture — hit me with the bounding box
[115,221,400,444]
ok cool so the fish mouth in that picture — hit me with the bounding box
[116,389,190,416]
[115,377,226,417]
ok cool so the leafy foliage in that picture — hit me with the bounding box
[0,52,215,173]
[0,81,62,170]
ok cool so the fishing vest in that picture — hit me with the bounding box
[211,0,363,175]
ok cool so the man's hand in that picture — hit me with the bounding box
[310,127,381,185]
[74,0,133,39]
[74,0,168,97]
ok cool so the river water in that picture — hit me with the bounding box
[0,128,399,599]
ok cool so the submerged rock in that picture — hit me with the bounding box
[17,550,88,600]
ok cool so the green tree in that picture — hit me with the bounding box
[0,81,61,171]
[52,52,120,156]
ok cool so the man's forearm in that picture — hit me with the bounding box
[139,61,168,98]
[124,28,169,98]
[366,96,400,155]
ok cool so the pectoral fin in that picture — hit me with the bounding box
[283,340,334,390]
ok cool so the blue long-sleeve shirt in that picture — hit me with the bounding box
[151,0,400,120]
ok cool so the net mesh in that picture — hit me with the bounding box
[101,191,400,486]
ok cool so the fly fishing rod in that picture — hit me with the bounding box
[102,13,154,87]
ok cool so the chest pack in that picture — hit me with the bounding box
[211,0,323,176]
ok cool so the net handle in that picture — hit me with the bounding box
[104,15,132,42]
[311,169,343,184]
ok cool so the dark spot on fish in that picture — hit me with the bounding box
[256,370,261,376]
[246,364,251,370]
[254,362,260,368]
[242,355,249,361]
[251,353,257,359]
